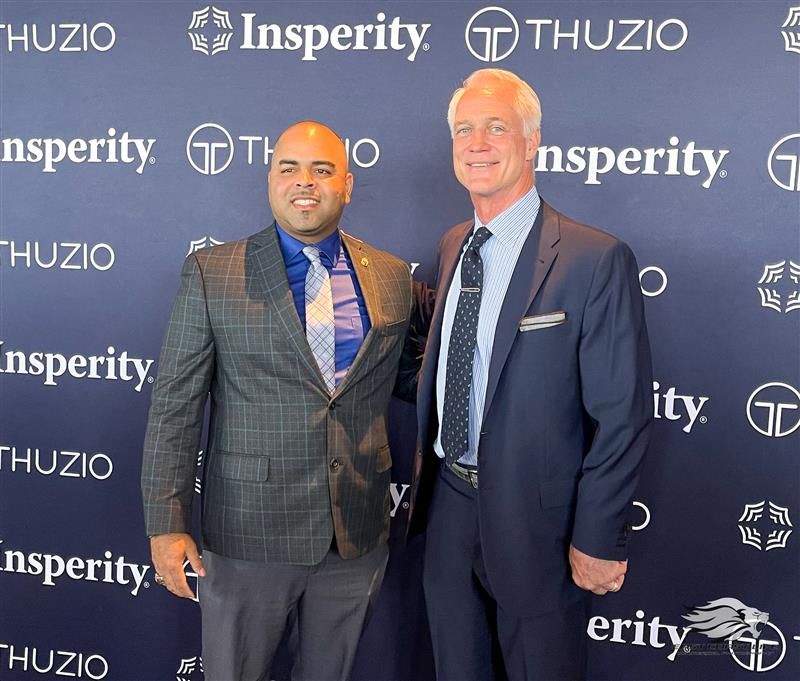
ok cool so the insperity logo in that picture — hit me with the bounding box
[465,6,687,62]
[535,137,728,189]
[188,6,234,55]
[0,540,150,597]
[186,5,430,61]
[738,501,793,552]
[781,7,800,54]
[756,261,800,313]
[0,342,154,392]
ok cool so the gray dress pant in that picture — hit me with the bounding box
[199,542,389,681]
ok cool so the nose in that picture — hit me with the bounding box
[295,167,315,187]
[468,128,489,152]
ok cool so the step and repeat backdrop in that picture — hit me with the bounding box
[1,1,799,680]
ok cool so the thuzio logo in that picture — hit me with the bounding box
[0,540,150,597]
[187,123,380,176]
[0,342,154,392]
[746,383,800,438]
[465,6,688,63]
[536,137,728,189]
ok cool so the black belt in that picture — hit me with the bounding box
[447,461,479,489]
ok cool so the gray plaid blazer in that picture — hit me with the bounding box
[141,225,413,564]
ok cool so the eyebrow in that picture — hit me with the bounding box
[277,159,337,169]
[454,116,509,127]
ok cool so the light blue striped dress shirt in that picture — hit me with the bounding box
[434,186,541,466]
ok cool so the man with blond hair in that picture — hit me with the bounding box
[409,69,653,680]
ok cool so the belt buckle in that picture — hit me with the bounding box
[450,462,479,489]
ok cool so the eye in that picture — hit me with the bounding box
[489,125,506,135]
[281,167,295,174]
[315,168,331,175]
[455,126,471,136]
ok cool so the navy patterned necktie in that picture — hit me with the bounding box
[441,226,493,466]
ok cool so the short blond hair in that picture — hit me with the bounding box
[447,68,542,137]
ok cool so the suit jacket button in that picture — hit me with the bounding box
[330,459,340,470]
[329,401,336,410]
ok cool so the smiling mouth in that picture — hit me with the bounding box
[291,197,320,208]
[467,162,498,168]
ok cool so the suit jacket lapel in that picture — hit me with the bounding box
[246,224,328,394]
[334,232,380,396]
[483,202,560,420]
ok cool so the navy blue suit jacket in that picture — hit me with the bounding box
[409,201,653,617]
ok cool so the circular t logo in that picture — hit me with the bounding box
[768,133,800,191]
[746,382,800,438]
[465,6,519,62]
[186,123,234,175]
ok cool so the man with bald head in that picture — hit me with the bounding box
[409,69,652,679]
[142,121,414,681]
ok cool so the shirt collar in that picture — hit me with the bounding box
[275,223,341,267]
[473,186,541,249]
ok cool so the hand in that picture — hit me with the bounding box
[569,544,626,596]
[150,532,205,599]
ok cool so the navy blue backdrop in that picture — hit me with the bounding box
[1,2,799,680]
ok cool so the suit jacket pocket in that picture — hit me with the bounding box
[379,318,406,335]
[376,444,393,473]
[539,477,578,509]
[213,451,270,482]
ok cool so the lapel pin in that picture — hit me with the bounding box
[360,257,369,267]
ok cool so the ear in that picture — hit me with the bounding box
[344,172,354,204]
[525,128,541,163]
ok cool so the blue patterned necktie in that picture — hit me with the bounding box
[302,246,336,393]
[441,226,493,466]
